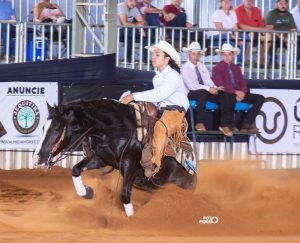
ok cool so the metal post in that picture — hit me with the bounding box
[71,0,85,57]
[104,0,117,54]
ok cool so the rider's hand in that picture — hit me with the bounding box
[120,94,134,104]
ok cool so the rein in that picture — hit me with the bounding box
[46,127,93,169]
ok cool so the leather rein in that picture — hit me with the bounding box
[46,126,93,169]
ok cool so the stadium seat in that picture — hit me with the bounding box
[189,99,219,111]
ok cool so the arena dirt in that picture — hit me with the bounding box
[0,160,299,242]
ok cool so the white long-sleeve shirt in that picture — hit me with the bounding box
[291,6,300,32]
[133,65,189,111]
[181,60,215,93]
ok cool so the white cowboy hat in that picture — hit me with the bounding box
[182,41,207,55]
[216,43,240,56]
[145,40,181,66]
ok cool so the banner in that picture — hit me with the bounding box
[0,82,58,150]
[249,89,300,154]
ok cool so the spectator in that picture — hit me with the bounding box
[181,42,236,136]
[265,0,297,65]
[118,0,147,62]
[33,0,65,23]
[291,0,300,62]
[161,0,192,28]
[234,0,273,65]
[212,43,265,133]
[120,40,189,178]
[209,0,244,64]
[291,0,300,32]
[0,0,16,58]
[136,0,162,27]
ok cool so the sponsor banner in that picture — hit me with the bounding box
[0,82,58,150]
[249,89,300,154]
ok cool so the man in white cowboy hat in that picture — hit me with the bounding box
[120,40,189,178]
[213,43,265,133]
[181,41,237,136]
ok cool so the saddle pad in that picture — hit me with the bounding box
[165,139,197,175]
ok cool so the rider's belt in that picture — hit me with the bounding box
[161,105,186,113]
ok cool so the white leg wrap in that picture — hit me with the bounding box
[123,203,134,217]
[72,176,87,196]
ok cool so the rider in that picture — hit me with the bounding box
[120,40,189,178]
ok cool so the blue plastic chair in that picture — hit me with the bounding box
[189,99,219,111]
[234,101,251,112]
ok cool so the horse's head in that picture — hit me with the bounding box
[33,102,71,169]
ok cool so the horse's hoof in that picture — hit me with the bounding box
[123,203,134,217]
[82,186,94,199]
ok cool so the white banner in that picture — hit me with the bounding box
[0,82,58,150]
[249,89,300,154]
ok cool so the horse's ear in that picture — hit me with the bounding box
[46,102,53,112]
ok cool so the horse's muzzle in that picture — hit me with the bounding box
[33,155,40,167]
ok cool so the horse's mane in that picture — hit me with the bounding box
[57,99,136,136]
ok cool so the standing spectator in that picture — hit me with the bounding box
[212,43,265,133]
[209,0,243,64]
[234,0,273,65]
[136,0,162,27]
[181,42,236,136]
[118,0,147,62]
[265,0,297,65]
[0,0,16,58]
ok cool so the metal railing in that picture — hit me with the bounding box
[0,21,71,63]
[116,26,299,80]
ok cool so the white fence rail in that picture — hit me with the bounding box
[0,21,71,63]
[116,26,299,80]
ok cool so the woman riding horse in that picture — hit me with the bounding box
[121,40,189,178]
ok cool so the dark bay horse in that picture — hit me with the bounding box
[33,99,197,216]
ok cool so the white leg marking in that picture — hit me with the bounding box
[72,176,87,196]
[123,203,134,217]
[33,119,53,158]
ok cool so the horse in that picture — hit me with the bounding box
[33,99,197,217]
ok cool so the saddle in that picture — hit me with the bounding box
[130,102,196,175]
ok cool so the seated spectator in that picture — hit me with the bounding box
[265,0,298,64]
[209,0,244,64]
[136,0,162,27]
[181,42,236,136]
[234,0,273,66]
[0,0,16,58]
[34,0,65,23]
[212,43,265,133]
[118,0,147,62]
[161,0,192,28]
[291,0,300,32]
[291,0,300,62]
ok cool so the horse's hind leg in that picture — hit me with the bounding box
[72,157,104,199]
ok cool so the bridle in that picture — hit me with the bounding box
[45,126,93,169]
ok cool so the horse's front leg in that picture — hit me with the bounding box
[72,157,103,199]
[121,154,140,217]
